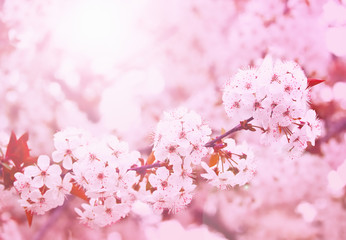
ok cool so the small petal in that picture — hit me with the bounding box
[24,166,40,177]
[47,164,62,176]
[62,157,73,170]
[37,155,51,170]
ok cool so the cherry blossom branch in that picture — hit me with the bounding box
[128,117,255,174]
[204,117,254,148]
[128,162,163,175]
[320,117,346,143]
[195,210,237,240]
[33,197,70,240]
[308,116,346,154]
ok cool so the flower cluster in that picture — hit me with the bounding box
[223,57,321,156]
[201,139,256,190]
[52,129,141,227]
[2,56,325,229]
[14,155,70,215]
[149,107,211,213]
[147,166,196,214]
[52,128,90,170]
[153,107,211,167]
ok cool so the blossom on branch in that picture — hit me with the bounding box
[14,155,65,216]
[23,155,61,188]
[68,134,141,227]
[153,107,211,167]
[223,57,321,157]
[201,139,256,190]
[52,128,90,170]
[146,108,211,213]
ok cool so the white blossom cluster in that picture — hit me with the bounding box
[14,155,71,215]
[12,115,213,227]
[9,55,324,227]
[201,139,256,190]
[150,107,211,213]
[223,57,321,157]
[15,128,142,227]
[63,129,141,227]
[153,107,211,167]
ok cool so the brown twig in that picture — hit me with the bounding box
[128,162,163,175]
[193,208,237,240]
[33,196,71,240]
[308,116,346,155]
[319,117,346,143]
[128,117,255,174]
[205,117,254,148]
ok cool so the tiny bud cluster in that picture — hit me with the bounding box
[223,57,321,156]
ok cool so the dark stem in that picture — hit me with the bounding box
[128,117,254,174]
[205,117,254,148]
[128,162,163,174]
[33,197,70,240]
[307,116,346,155]
[193,209,237,240]
[319,117,346,143]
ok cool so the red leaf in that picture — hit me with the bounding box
[23,156,38,168]
[2,167,13,190]
[3,167,18,189]
[146,151,155,165]
[18,132,29,142]
[25,209,33,227]
[209,153,219,167]
[2,132,31,188]
[5,132,30,169]
[14,133,30,168]
[4,132,17,163]
[307,78,325,88]
[70,183,89,201]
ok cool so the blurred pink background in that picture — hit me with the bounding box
[1,0,346,239]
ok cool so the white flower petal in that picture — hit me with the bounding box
[37,155,51,170]
[24,165,40,177]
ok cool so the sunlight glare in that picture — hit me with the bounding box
[53,0,141,59]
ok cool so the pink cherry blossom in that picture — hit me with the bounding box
[52,128,90,170]
[49,173,73,207]
[153,107,211,167]
[20,189,57,215]
[201,139,256,189]
[13,172,34,200]
[24,155,62,188]
[223,57,320,157]
[149,167,171,191]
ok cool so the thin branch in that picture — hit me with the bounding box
[33,197,71,240]
[192,208,237,240]
[128,117,255,174]
[205,117,254,148]
[308,116,346,155]
[319,117,346,143]
[128,162,163,175]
